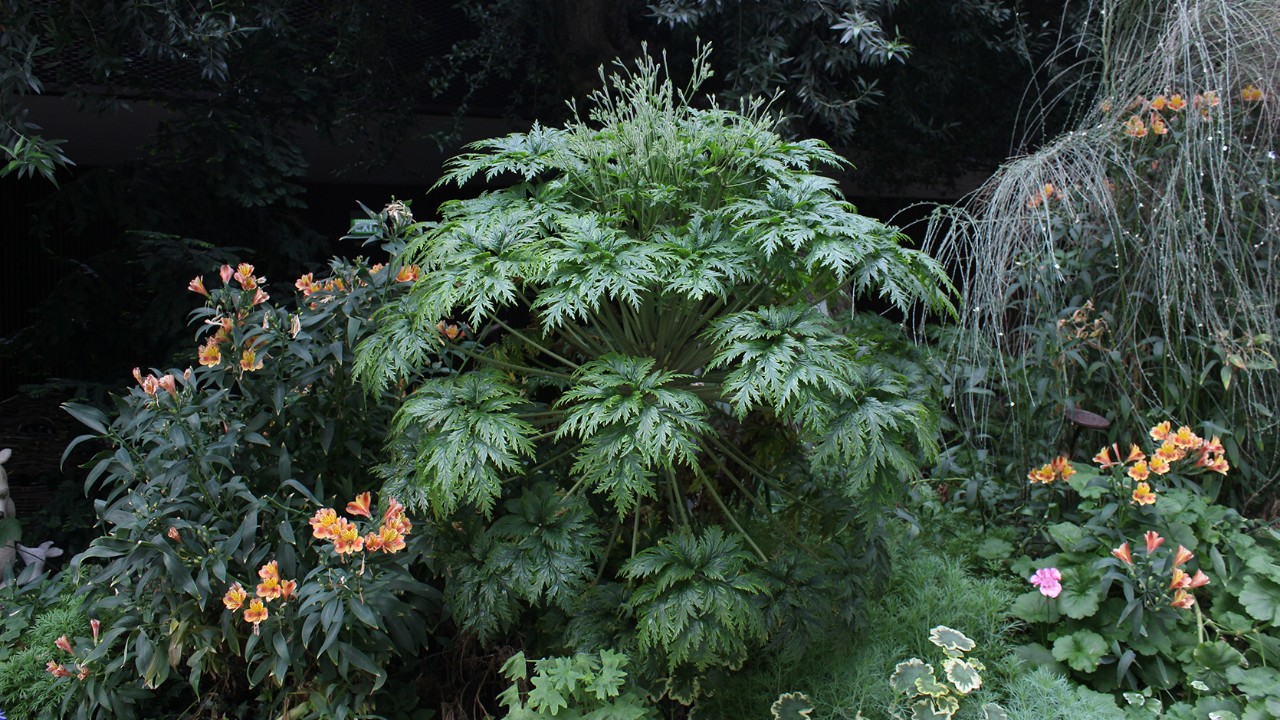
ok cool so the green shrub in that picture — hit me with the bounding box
[354,47,953,694]
[59,248,442,720]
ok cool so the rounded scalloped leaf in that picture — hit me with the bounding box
[928,626,976,655]
[891,658,935,695]
[1052,630,1108,673]
[915,674,951,698]
[770,693,814,720]
[943,658,983,694]
[910,696,958,720]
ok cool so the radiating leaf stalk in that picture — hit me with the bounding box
[691,463,768,562]
[491,315,581,370]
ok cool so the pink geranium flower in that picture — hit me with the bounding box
[1030,567,1063,598]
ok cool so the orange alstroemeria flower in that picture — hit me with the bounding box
[252,288,270,306]
[1241,85,1263,102]
[1148,456,1171,475]
[333,518,365,555]
[189,276,209,297]
[1133,482,1157,506]
[1149,95,1167,111]
[346,492,373,518]
[1124,444,1146,464]
[1156,442,1183,462]
[364,531,384,552]
[310,508,340,540]
[295,273,319,296]
[56,634,74,655]
[1028,464,1055,484]
[1187,570,1211,589]
[47,661,72,678]
[1127,460,1151,482]
[395,264,421,283]
[280,579,297,601]
[1206,455,1230,475]
[1123,115,1148,138]
[234,263,260,290]
[1149,421,1171,441]
[1149,114,1168,135]
[1170,589,1196,609]
[1051,456,1075,481]
[1167,94,1187,111]
[1112,542,1133,565]
[240,349,264,372]
[1144,531,1165,554]
[1170,567,1192,590]
[198,341,222,367]
[223,582,248,611]
[257,575,282,602]
[244,598,269,631]
[377,525,407,554]
[1094,445,1119,469]
[1171,425,1201,449]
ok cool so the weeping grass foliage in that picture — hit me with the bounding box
[691,548,1019,720]
[925,0,1280,501]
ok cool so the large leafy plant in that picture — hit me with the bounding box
[355,49,953,687]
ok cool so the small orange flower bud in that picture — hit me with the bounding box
[55,635,74,655]
[90,619,101,644]
[47,661,72,678]
[1172,545,1194,567]
[1144,531,1165,554]
[1111,542,1133,565]
[346,491,373,518]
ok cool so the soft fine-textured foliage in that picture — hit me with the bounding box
[928,0,1280,505]
[354,48,951,685]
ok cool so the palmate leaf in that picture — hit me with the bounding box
[557,354,711,513]
[727,174,848,258]
[656,213,758,300]
[708,305,854,418]
[532,214,672,329]
[485,483,602,607]
[406,199,548,327]
[392,370,537,516]
[807,362,939,492]
[623,526,767,671]
[437,121,570,186]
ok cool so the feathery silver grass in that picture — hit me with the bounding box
[927,0,1279,490]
